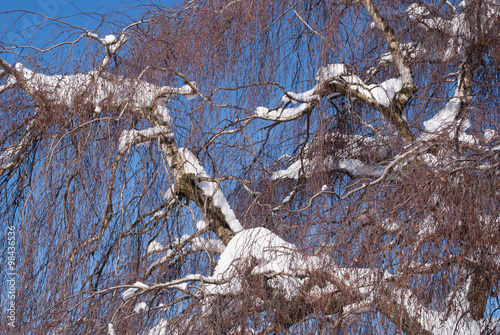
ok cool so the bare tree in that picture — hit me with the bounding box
[1,0,499,334]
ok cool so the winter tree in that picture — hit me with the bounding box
[1,0,499,333]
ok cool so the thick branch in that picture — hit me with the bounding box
[363,0,415,90]
[158,138,237,245]
[363,0,417,142]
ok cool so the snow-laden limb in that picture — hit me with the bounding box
[271,157,385,180]
[0,61,197,113]
[122,281,150,300]
[204,227,328,299]
[404,1,500,62]
[387,278,497,335]
[254,63,403,121]
[201,226,498,334]
[254,85,318,121]
[316,62,413,141]
[417,75,481,150]
[178,148,243,233]
[316,64,403,108]
[146,233,224,276]
[420,87,462,139]
[204,227,380,300]
[253,58,412,141]
[255,103,313,120]
[147,240,164,254]
[118,126,173,152]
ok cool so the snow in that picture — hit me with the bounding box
[122,281,149,300]
[422,153,439,167]
[163,185,176,200]
[349,76,402,107]
[134,302,148,313]
[178,148,243,233]
[196,219,208,230]
[180,84,198,100]
[255,103,311,119]
[155,98,173,125]
[205,227,328,299]
[484,129,497,142]
[118,125,172,152]
[281,89,318,103]
[407,3,430,19]
[104,34,117,44]
[325,158,385,177]
[423,88,461,134]
[173,282,188,291]
[374,78,403,106]
[147,250,174,273]
[316,64,347,83]
[394,277,492,334]
[153,210,165,219]
[147,241,164,254]
[315,64,402,107]
[255,106,269,116]
[108,323,115,335]
[190,236,225,254]
[272,157,384,180]
[148,319,167,335]
[271,159,308,180]
[0,143,22,169]
[205,227,297,296]
[3,62,197,113]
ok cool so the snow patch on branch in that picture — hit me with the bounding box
[103,35,117,44]
[134,302,148,313]
[405,1,500,62]
[147,241,164,254]
[205,227,328,299]
[423,89,462,134]
[178,148,243,233]
[281,88,318,103]
[148,319,167,335]
[316,64,402,107]
[254,62,403,120]
[418,86,478,147]
[255,102,312,120]
[122,281,149,300]
[118,125,172,152]
[271,157,385,180]
[3,62,197,112]
[394,278,494,334]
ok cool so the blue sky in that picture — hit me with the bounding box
[0,0,158,14]
[1,0,176,48]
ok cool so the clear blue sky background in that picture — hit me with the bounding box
[2,0,125,14]
[1,0,176,47]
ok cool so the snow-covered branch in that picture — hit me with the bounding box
[0,61,197,113]
[196,227,498,334]
[405,1,500,63]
